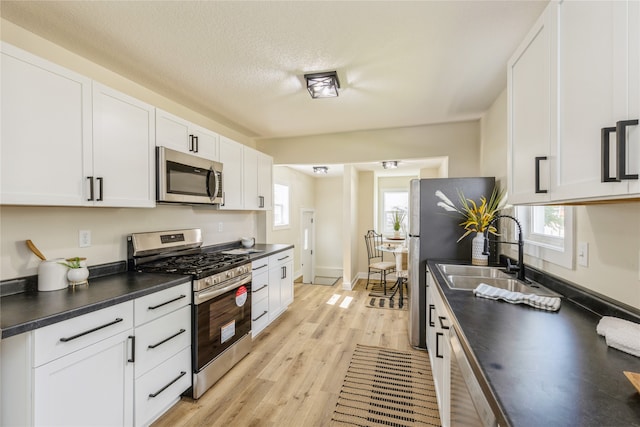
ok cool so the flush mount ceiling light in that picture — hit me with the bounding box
[382,161,398,169]
[304,71,340,98]
[313,166,329,174]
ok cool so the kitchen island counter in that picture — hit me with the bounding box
[427,259,640,427]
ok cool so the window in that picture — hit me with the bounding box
[512,205,574,269]
[273,183,290,228]
[381,190,408,234]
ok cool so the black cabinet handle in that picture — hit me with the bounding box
[252,265,267,271]
[148,294,186,310]
[252,284,268,293]
[87,176,94,201]
[436,332,444,359]
[259,195,264,208]
[148,371,186,398]
[438,315,450,330]
[535,156,548,193]
[148,329,186,349]
[60,318,123,342]
[194,135,199,153]
[252,310,268,322]
[188,135,194,152]
[601,127,619,182]
[96,177,104,201]
[278,255,290,261]
[128,335,135,363]
[616,119,639,180]
[281,266,286,280]
[428,304,435,327]
[222,191,226,207]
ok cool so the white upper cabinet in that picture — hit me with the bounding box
[243,146,274,210]
[1,43,155,208]
[1,42,92,206]
[553,0,639,201]
[156,109,218,161]
[507,3,556,205]
[218,135,244,209]
[91,83,155,207]
[508,1,639,204]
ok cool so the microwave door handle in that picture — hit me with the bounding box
[206,168,216,202]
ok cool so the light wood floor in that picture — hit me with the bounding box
[152,279,421,427]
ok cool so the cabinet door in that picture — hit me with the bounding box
[33,330,134,427]
[156,109,192,153]
[92,83,155,207]
[191,124,219,161]
[1,42,91,206]
[257,152,273,210]
[218,136,244,209]
[268,264,283,321]
[625,1,640,196]
[243,146,260,209]
[552,0,633,200]
[507,4,556,204]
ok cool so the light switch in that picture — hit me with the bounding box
[578,242,589,267]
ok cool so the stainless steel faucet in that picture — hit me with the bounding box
[482,214,527,282]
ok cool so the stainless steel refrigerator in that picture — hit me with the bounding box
[407,177,496,349]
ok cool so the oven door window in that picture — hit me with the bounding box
[166,160,211,198]
[196,283,252,370]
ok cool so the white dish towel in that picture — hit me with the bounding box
[596,316,640,358]
[473,283,561,312]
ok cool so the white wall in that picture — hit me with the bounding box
[481,90,640,309]
[342,166,360,289]
[267,166,315,278]
[256,120,481,178]
[0,205,256,280]
[314,177,343,278]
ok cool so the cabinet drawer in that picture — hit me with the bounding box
[252,257,269,272]
[252,296,269,338]
[252,271,269,303]
[269,249,293,267]
[34,301,133,367]
[134,281,191,327]
[135,346,191,427]
[134,305,191,378]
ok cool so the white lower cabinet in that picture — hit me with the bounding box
[427,272,450,427]
[0,282,191,427]
[268,250,294,322]
[251,257,270,337]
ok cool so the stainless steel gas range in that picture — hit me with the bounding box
[127,228,252,399]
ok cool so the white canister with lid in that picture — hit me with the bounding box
[38,259,68,291]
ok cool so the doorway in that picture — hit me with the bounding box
[301,209,315,283]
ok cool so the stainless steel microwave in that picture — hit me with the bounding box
[157,147,223,205]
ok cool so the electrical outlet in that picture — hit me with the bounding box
[218,222,223,232]
[577,241,588,267]
[79,230,91,248]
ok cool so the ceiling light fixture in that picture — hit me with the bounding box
[304,71,340,98]
[313,166,329,174]
[382,161,398,169]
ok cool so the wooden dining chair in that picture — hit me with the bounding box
[364,230,396,293]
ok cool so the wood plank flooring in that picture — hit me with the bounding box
[152,279,422,427]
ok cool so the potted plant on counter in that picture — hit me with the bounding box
[59,257,89,287]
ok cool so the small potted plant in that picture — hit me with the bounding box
[391,209,407,238]
[59,257,89,286]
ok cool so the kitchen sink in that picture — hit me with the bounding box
[437,264,511,279]
[435,263,561,298]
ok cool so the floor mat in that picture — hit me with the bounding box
[312,276,340,286]
[331,344,441,427]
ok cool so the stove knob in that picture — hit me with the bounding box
[205,277,212,286]
[226,271,232,278]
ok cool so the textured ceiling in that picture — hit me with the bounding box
[1,1,547,140]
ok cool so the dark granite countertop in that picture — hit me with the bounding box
[427,259,640,427]
[1,268,190,339]
[1,244,293,340]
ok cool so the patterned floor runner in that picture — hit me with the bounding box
[331,345,441,427]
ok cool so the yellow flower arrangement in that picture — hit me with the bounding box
[436,186,507,242]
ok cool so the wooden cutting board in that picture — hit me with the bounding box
[624,371,640,394]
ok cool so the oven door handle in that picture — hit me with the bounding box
[195,274,252,304]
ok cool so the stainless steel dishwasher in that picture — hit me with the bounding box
[449,328,497,427]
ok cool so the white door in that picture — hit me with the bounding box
[301,210,315,283]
